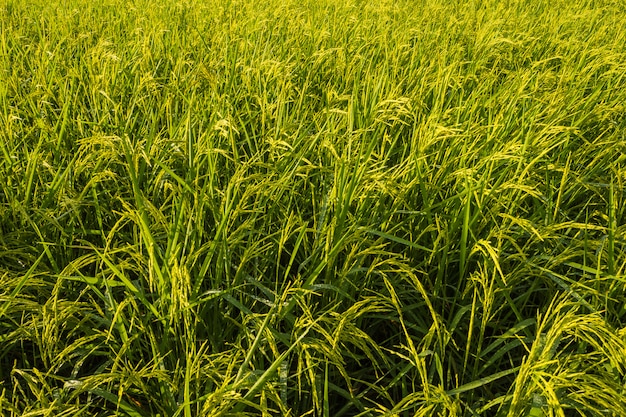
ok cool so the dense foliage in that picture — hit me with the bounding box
[1,0,625,415]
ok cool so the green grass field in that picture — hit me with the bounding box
[1,0,625,415]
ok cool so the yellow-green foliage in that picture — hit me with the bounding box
[1,0,625,415]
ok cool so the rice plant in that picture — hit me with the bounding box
[1,0,625,415]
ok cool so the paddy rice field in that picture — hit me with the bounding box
[1,0,626,415]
